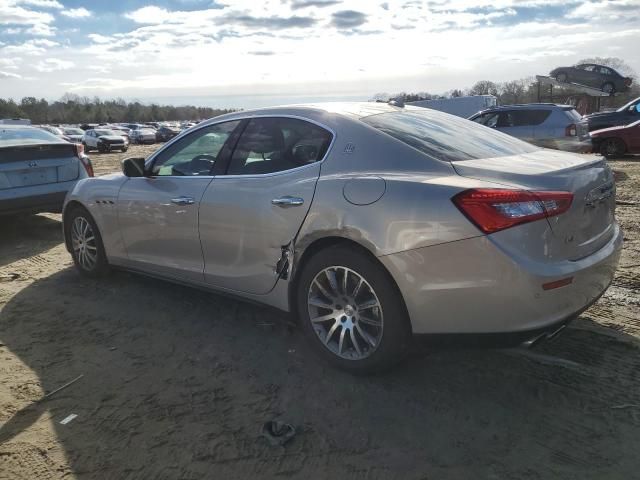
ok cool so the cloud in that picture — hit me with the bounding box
[290,0,341,9]
[88,33,112,44]
[220,13,317,29]
[14,0,62,8]
[61,7,92,18]
[248,50,277,55]
[330,10,367,28]
[124,5,171,24]
[34,58,75,72]
[0,70,22,79]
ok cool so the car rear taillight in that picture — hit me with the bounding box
[625,77,632,86]
[565,124,577,136]
[73,143,94,177]
[452,189,573,234]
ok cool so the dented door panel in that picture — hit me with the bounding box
[199,163,321,294]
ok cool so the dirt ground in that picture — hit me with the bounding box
[1,145,639,479]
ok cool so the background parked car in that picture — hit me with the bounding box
[130,127,156,144]
[62,127,85,143]
[0,125,93,215]
[591,119,640,158]
[156,125,181,142]
[469,103,590,152]
[550,64,632,95]
[583,97,640,132]
[83,128,129,152]
[38,125,70,141]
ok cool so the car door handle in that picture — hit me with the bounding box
[171,196,195,205]
[271,196,304,207]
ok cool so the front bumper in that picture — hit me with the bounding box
[380,224,623,335]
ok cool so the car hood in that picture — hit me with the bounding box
[584,111,620,119]
[98,135,125,141]
[590,124,628,136]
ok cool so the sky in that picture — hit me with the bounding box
[1,0,639,108]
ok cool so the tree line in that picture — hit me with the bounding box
[374,57,640,109]
[0,93,235,125]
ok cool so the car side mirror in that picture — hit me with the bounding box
[122,157,146,177]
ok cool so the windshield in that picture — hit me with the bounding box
[0,127,64,145]
[617,97,640,112]
[95,129,119,136]
[64,128,84,135]
[362,109,539,162]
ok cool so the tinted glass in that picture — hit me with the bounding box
[152,120,240,176]
[94,129,119,136]
[362,110,538,162]
[506,110,551,126]
[228,117,332,175]
[564,108,583,122]
[0,127,63,146]
[64,128,84,135]
[472,112,499,128]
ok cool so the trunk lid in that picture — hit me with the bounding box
[452,149,616,261]
[0,143,79,189]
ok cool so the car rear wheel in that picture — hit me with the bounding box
[556,72,568,82]
[65,206,110,277]
[600,138,626,159]
[602,82,616,95]
[296,245,411,374]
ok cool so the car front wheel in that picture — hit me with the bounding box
[296,245,411,374]
[600,138,626,159]
[65,206,110,277]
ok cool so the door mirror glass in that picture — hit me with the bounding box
[634,104,640,113]
[122,157,146,177]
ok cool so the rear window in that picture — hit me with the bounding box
[564,108,583,122]
[362,110,538,162]
[0,127,64,146]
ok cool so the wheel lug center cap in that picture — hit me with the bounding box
[344,305,355,316]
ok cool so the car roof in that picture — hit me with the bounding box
[0,124,38,130]
[197,102,420,129]
[471,103,574,115]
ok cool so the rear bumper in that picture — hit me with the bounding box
[0,189,67,215]
[380,223,623,335]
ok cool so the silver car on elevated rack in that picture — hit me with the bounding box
[62,103,622,373]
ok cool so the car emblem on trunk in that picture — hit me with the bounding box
[585,181,614,208]
[28,161,38,167]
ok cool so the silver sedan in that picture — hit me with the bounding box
[62,103,622,373]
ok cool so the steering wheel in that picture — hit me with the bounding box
[189,154,217,175]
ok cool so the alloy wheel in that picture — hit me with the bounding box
[307,266,384,360]
[71,216,98,271]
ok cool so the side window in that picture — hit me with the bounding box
[497,111,515,128]
[151,120,240,176]
[472,112,499,128]
[227,117,332,175]
[582,65,595,72]
[599,67,612,75]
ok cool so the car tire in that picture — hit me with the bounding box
[64,205,110,278]
[602,82,616,96]
[122,146,128,152]
[295,245,411,374]
[556,72,568,82]
[600,138,626,159]
[82,142,90,152]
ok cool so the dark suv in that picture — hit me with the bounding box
[549,64,632,95]
[469,103,590,152]
[583,97,640,132]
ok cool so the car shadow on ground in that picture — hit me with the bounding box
[1,268,639,479]
[0,214,63,269]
